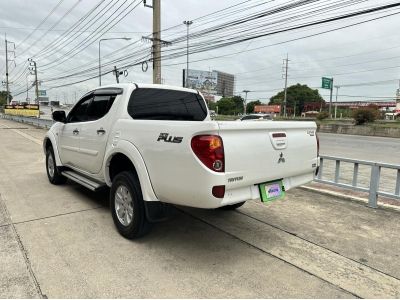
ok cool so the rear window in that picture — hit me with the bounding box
[127,88,208,121]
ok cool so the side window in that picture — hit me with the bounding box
[86,95,115,121]
[67,97,92,123]
[127,88,207,121]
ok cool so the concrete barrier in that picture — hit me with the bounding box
[319,123,400,138]
[0,114,53,129]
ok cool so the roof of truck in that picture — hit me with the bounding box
[98,83,199,94]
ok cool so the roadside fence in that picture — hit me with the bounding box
[315,155,400,208]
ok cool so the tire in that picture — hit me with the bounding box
[110,171,152,239]
[219,201,246,210]
[46,147,67,185]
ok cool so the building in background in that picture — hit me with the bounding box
[396,84,400,111]
[183,69,235,100]
[214,70,235,97]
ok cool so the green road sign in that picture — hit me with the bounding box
[321,77,333,89]
[39,90,46,96]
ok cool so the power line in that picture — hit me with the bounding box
[16,0,64,49]
[18,0,81,56]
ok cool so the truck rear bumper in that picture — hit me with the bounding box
[173,172,315,209]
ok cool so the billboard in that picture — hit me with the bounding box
[184,69,218,95]
[5,104,39,117]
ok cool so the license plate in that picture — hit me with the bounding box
[259,181,285,203]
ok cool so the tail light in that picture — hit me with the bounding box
[191,135,225,172]
[316,133,320,157]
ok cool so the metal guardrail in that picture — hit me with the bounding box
[0,114,53,129]
[315,155,400,208]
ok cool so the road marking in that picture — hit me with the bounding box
[182,206,400,299]
[0,121,42,145]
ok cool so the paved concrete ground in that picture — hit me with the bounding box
[1,119,400,298]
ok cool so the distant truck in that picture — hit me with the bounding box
[43,83,319,238]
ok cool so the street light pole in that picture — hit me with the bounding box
[183,20,193,88]
[98,37,131,86]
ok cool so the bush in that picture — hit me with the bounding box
[316,111,329,120]
[352,108,378,125]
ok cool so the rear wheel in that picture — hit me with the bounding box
[46,147,67,185]
[219,201,246,210]
[110,171,151,239]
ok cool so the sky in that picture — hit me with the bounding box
[0,0,400,105]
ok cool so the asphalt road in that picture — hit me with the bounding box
[319,132,400,164]
[0,119,400,298]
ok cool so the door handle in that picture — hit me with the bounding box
[73,129,79,135]
[97,128,106,135]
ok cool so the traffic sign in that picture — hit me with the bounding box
[39,90,46,96]
[321,77,333,89]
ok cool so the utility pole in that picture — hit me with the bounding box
[5,35,9,104]
[113,66,120,83]
[28,58,39,116]
[243,90,250,115]
[282,54,289,117]
[334,85,340,119]
[4,35,15,105]
[112,66,128,83]
[329,78,334,117]
[183,20,193,87]
[26,73,30,102]
[153,0,161,84]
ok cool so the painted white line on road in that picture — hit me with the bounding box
[0,122,42,146]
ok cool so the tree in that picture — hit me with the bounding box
[216,98,236,115]
[207,101,217,111]
[0,91,12,106]
[352,107,379,125]
[269,84,324,114]
[216,96,245,115]
[232,95,245,114]
[246,100,262,113]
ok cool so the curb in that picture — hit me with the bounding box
[300,185,400,213]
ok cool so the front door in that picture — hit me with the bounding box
[58,95,93,168]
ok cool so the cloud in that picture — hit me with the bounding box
[0,0,399,103]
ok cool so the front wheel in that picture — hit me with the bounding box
[110,171,151,239]
[46,147,67,185]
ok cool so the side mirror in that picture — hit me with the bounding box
[52,110,67,123]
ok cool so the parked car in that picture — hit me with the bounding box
[43,83,318,238]
[238,113,273,121]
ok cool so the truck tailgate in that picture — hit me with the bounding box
[218,121,318,188]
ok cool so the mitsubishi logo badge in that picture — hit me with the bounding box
[278,152,286,164]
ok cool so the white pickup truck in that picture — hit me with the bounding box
[43,83,319,238]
